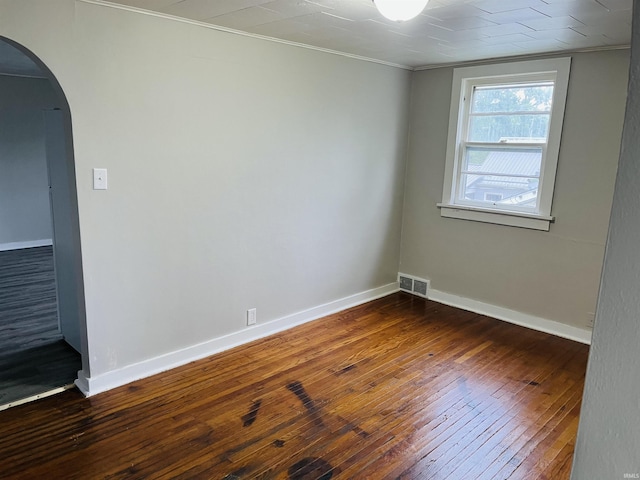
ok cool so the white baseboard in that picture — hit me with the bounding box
[427,288,592,345]
[75,282,400,397]
[0,239,53,251]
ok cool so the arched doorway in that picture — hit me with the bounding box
[0,36,88,409]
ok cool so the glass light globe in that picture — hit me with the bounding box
[374,0,429,22]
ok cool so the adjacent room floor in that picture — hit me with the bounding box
[0,246,81,409]
[0,292,588,479]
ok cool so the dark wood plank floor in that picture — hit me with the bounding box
[0,293,588,479]
[0,247,81,408]
[0,246,60,354]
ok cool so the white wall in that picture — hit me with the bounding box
[0,75,58,248]
[400,49,629,331]
[571,6,640,477]
[0,1,411,387]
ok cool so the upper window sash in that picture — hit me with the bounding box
[460,76,555,150]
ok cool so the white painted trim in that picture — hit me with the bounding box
[74,371,89,395]
[438,205,552,231]
[0,383,76,412]
[75,283,400,397]
[0,239,53,251]
[427,288,592,345]
[78,0,412,71]
[413,45,630,72]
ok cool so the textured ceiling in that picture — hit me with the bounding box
[106,0,633,68]
[0,0,632,76]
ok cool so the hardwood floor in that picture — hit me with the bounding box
[0,246,81,408]
[0,246,60,354]
[0,293,588,479]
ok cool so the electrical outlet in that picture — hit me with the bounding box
[586,312,595,329]
[247,308,257,326]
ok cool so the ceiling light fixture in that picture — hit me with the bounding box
[373,0,429,22]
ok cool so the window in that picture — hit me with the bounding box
[438,58,571,231]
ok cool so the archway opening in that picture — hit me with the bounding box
[0,36,88,409]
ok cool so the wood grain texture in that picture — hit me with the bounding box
[0,247,81,407]
[0,246,60,354]
[0,293,588,479]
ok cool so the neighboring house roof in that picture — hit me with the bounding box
[466,150,541,205]
[469,175,532,189]
[468,150,541,178]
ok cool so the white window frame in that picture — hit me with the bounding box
[438,57,571,231]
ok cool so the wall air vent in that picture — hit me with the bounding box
[398,273,430,298]
[413,280,428,297]
[399,275,413,292]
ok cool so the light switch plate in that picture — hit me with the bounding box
[93,168,108,190]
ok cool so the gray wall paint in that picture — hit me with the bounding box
[400,50,629,329]
[0,75,59,246]
[0,1,411,378]
[1,0,628,394]
[44,109,83,352]
[571,7,640,479]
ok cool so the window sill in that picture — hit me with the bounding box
[437,203,554,231]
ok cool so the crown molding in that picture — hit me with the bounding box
[413,44,631,72]
[78,0,414,71]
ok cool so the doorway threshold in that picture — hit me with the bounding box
[0,383,76,412]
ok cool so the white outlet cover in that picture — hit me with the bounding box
[247,308,257,326]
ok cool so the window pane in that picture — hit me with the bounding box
[468,114,550,142]
[461,174,540,206]
[463,146,542,175]
[459,147,542,207]
[471,84,554,113]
